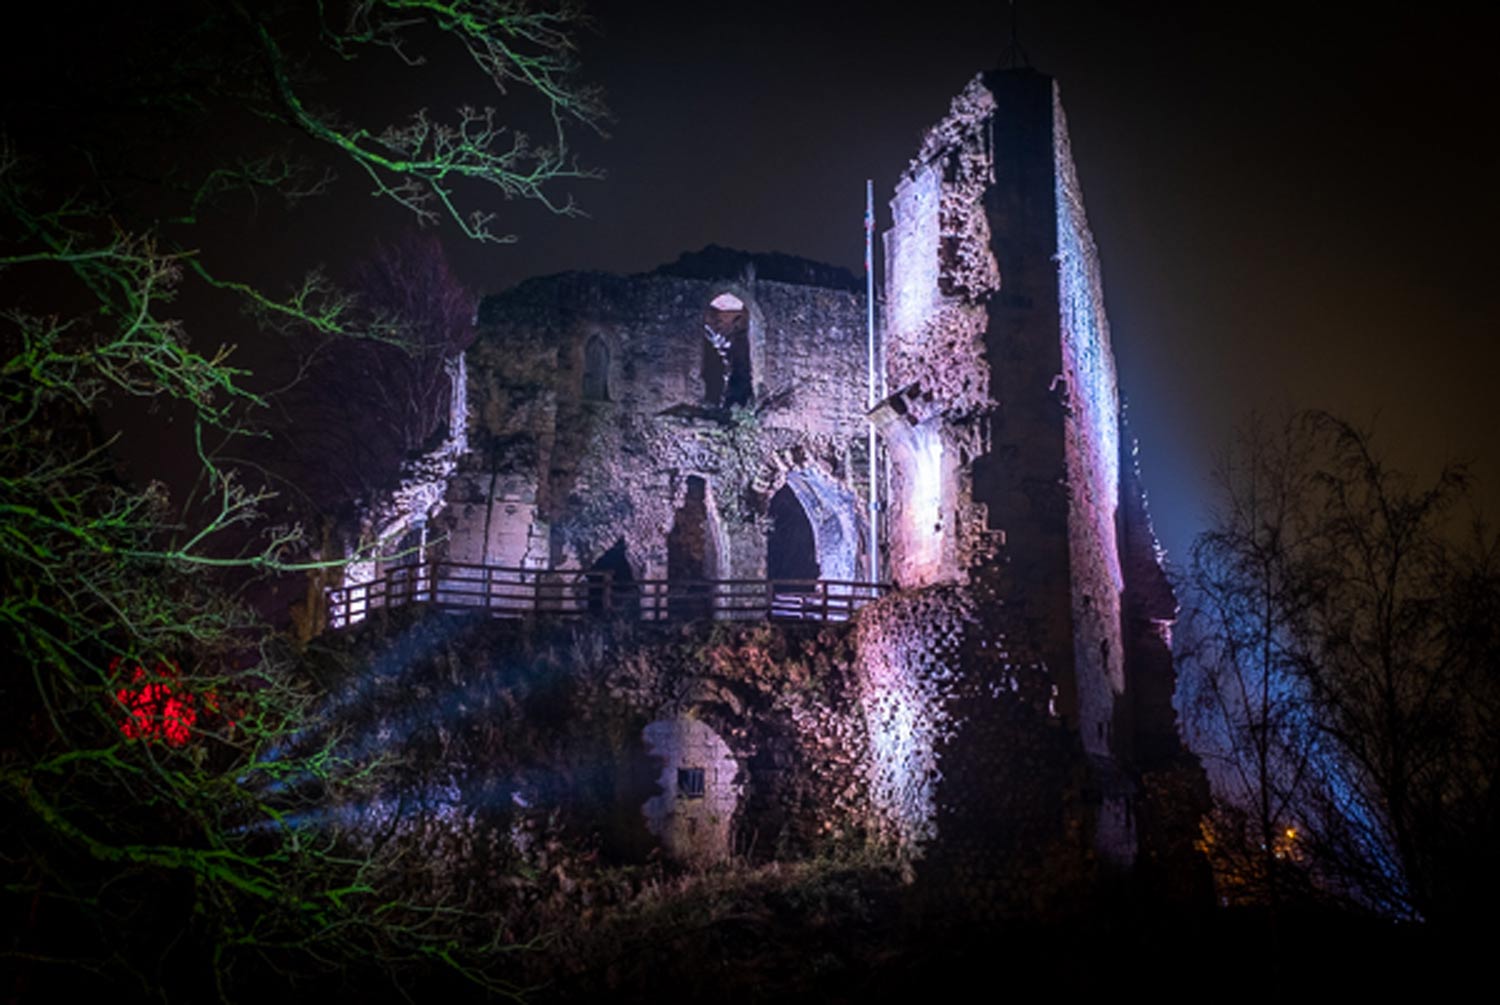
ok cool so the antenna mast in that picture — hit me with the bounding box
[865,179,880,586]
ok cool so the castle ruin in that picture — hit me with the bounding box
[328,68,1203,901]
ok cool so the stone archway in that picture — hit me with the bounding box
[779,469,860,584]
[767,484,819,589]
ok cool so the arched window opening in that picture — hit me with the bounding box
[767,485,819,591]
[701,293,751,408]
[667,476,716,619]
[582,335,610,402]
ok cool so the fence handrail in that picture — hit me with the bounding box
[324,561,890,629]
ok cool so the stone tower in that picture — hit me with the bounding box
[867,67,1192,887]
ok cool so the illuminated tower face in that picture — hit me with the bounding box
[880,69,1128,760]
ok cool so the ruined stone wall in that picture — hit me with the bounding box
[960,70,1079,716]
[443,327,557,574]
[1052,85,1126,769]
[853,582,1090,911]
[339,355,471,600]
[878,69,1158,870]
[854,587,972,851]
[312,597,1081,892]
[885,79,1000,416]
[451,261,871,588]
[307,612,875,869]
[611,623,874,859]
[1118,408,1211,900]
[881,77,1002,589]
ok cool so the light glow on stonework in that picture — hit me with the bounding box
[1055,126,1123,591]
[909,426,944,572]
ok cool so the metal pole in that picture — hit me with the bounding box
[865,179,880,585]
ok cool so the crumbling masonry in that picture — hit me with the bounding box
[336,68,1204,902]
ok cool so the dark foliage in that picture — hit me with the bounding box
[1,2,603,996]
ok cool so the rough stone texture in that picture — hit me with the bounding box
[608,622,875,860]
[451,254,873,589]
[854,587,973,851]
[1054,87,1126,769]
[875,67,1203,877]
[308,613,875,874]
[880,76,1004,592]
[641,716,740,865]
[328,67,1207,907]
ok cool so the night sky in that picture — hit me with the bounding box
[105,2,1500,568]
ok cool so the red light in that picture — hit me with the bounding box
[111,658,205,747]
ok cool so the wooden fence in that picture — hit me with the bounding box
[325,561,889,629]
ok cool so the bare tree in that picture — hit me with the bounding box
[263,234,476,519]
[1,1,603,995]
[1180,414,1322,910]
[1290,415,1493,921]
[1181,412,1498,924]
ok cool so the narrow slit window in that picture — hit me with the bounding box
[583,335,610,401]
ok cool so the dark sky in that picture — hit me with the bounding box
[396,0,1495,569]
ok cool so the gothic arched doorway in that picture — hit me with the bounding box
[767,485,819,591]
